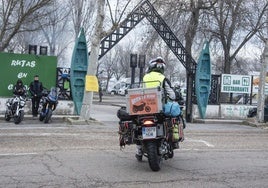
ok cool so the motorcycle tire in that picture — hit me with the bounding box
[14,112,22,124]
[5,111,11,121]
[44,109,53,123]
[146,141,161,171]
[39,113,45,121]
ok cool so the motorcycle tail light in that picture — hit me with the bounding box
[143,120,154,126]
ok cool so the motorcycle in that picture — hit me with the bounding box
[5,95,26,124]
[117,106,185,171]
[39,87,58,123]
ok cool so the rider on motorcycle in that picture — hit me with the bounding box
[13,79,26,97]
[143,57,175,101]
[135,57,178,159]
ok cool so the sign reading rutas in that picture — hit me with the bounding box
[0,52,57,97]
[221,74,252,94]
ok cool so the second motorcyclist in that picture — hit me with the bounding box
[13,79,26,97]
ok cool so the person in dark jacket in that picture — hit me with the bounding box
[13,79,26,97]
[29,75,43,117]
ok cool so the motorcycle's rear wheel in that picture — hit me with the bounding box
[146,141,161,171]
[44,109,52,123]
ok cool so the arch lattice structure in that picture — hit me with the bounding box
[98,0,197,122]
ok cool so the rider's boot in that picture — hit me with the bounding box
[135,144,142,161]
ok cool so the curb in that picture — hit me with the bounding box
[66,117,104,125]
[242,118,268,128]
[193,118,244,124]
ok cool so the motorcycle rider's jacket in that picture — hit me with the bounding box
[29,81,43,98]
[13,85,26,97]
[143,71,175,101]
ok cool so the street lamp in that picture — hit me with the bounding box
[138,55,146,83]
[28,45,37,55]
[40,46,48,55]
[130,54,138,68]
[130,54,138,85]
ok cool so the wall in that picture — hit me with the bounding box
[0,52,57,97]
[192,104,254,120]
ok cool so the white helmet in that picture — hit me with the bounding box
[147,56,166,73]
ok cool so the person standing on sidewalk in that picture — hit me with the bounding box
[29,75,43,117]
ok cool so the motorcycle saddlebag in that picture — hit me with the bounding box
[117,106,132,121]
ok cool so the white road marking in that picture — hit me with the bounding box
[0,127,68,130]
[0,152,38,156]
[0,133,80,136]
[186,138,215,147]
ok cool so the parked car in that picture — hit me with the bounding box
[118,84,130,96]
[108,82,129,95]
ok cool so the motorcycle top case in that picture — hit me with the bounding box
[126,87,162,115]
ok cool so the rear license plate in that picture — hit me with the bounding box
[142,127,156,139]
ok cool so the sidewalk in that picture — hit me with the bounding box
[2,93,265,127]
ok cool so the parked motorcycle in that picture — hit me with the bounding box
[39,87,58,123]
[5,95,26,124]
[117,107,184,171]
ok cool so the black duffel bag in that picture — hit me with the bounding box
[117,106,132,121]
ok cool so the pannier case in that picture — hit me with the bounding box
[126,87,162,115]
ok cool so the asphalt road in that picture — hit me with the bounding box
[0,99,268,188]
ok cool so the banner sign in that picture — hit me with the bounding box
[85,75,99,92]
[0,52,57,97]
[221,74,251,94]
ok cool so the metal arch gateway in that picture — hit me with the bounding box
[98,0,197,122]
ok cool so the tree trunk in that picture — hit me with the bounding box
[80,0,105,120]
[257,40,268,123]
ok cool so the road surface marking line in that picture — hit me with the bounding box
[186,138,215,147]
[0,152,38,156]
[0,133,80,136]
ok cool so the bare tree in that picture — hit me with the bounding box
[68,0,96,38]
[79,0,133,120]
[208,0,268,74]
[0,0,54,51]
[36,1,73,67]
[98,51,116,91]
